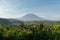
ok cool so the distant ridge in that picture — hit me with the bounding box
[0,18,12,26]
[19,14,44,21]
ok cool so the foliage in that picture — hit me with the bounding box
[0,24,60,40]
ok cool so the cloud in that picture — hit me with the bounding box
[0,0,60,21]
[0,0,23,18]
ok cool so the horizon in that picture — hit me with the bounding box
[0,0,60,21]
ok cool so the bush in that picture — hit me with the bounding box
[0,24,60,40]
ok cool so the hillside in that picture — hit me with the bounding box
[0,18,12,26]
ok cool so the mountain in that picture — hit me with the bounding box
[0,18,12,26]
[0,18,22,26]
[8,19,22,25]
[19,14,44,21]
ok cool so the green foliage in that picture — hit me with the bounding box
[0,24,60,40]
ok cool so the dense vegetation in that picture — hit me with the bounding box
[0,24,60,40]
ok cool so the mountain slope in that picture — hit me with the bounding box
[0,18,12,26]
[20,14,43,21]
[8,19,22,25]
[0,18,22,26]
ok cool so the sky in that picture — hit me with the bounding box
[0,0,60,20]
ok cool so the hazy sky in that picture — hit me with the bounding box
[0,0,60,20]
